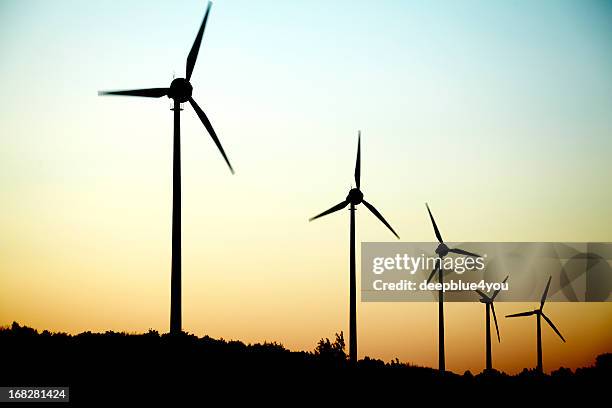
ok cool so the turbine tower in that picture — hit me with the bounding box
[309,132,400,365]
[475,275,508,372]
[98,2,234,334]
[425,203,481,372]
[506,276,566,373]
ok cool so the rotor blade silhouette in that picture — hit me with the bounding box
[355,132,361,189]
[362,200,399,239]
[98,88,168,98]
[448,247,481,258]
[427,258,440,283]
[491,275,509,301]
[425,203,443,243]
[309,201,349,221]
[506,311,536,318]
[540,276,552,310]
[189,97,234,174]
[475,289,490,301]
[186,1,212,81]
[491,303,500,342]
[542,313,566,342]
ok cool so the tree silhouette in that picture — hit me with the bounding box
[314,332,346,366]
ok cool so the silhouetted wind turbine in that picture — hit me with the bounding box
[476,275,508,372]
[309,132,399,365]
[506,276,566,373]
[425,203,481,373]
[98,1,233,335]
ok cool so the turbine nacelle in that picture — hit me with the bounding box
[97,2,234,175]
[346,188,363,205]
[435,242,450,257]
[168,78,193,103]
[309,133,400,240]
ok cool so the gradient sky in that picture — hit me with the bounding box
[1,0,611,374]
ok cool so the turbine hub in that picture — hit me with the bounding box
[436,243,449,257]
[347,188,363,205]
[168,78,193,103]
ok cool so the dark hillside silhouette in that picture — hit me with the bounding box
[0,323,609,403]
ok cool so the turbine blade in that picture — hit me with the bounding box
[189,97,234,174]
[362,200,400,239]
[448,247,481,258]
[540,276,552,310]
[491,275,509,301]
[186,1,212,80]
[542,313,566,342]
[475,289,490,301]
[355,131,361,189]
[309,200,349,222]
[427,258,440,283]
[506,311,536,318]
[491,303,500,342]
[98,88,168,98]
[425,203,443,243]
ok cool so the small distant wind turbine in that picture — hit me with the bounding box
[309,132,400,365]
[425,203,481,372]
[475,275,508,372]
[506,276,566,373]
[98,1,233,334]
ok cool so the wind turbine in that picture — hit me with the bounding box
[475,275,508,372]
[425,203,481,372]
[98,1,233,335]
[506,276,566,373]
[309,132,400,365]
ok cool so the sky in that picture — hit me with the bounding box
[0,0,611,374]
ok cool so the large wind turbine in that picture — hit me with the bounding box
[475,275,508,372]
[309,132,400,365]
[425,203,481,372]
[98,1,233,334]
[506,276,566,373]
